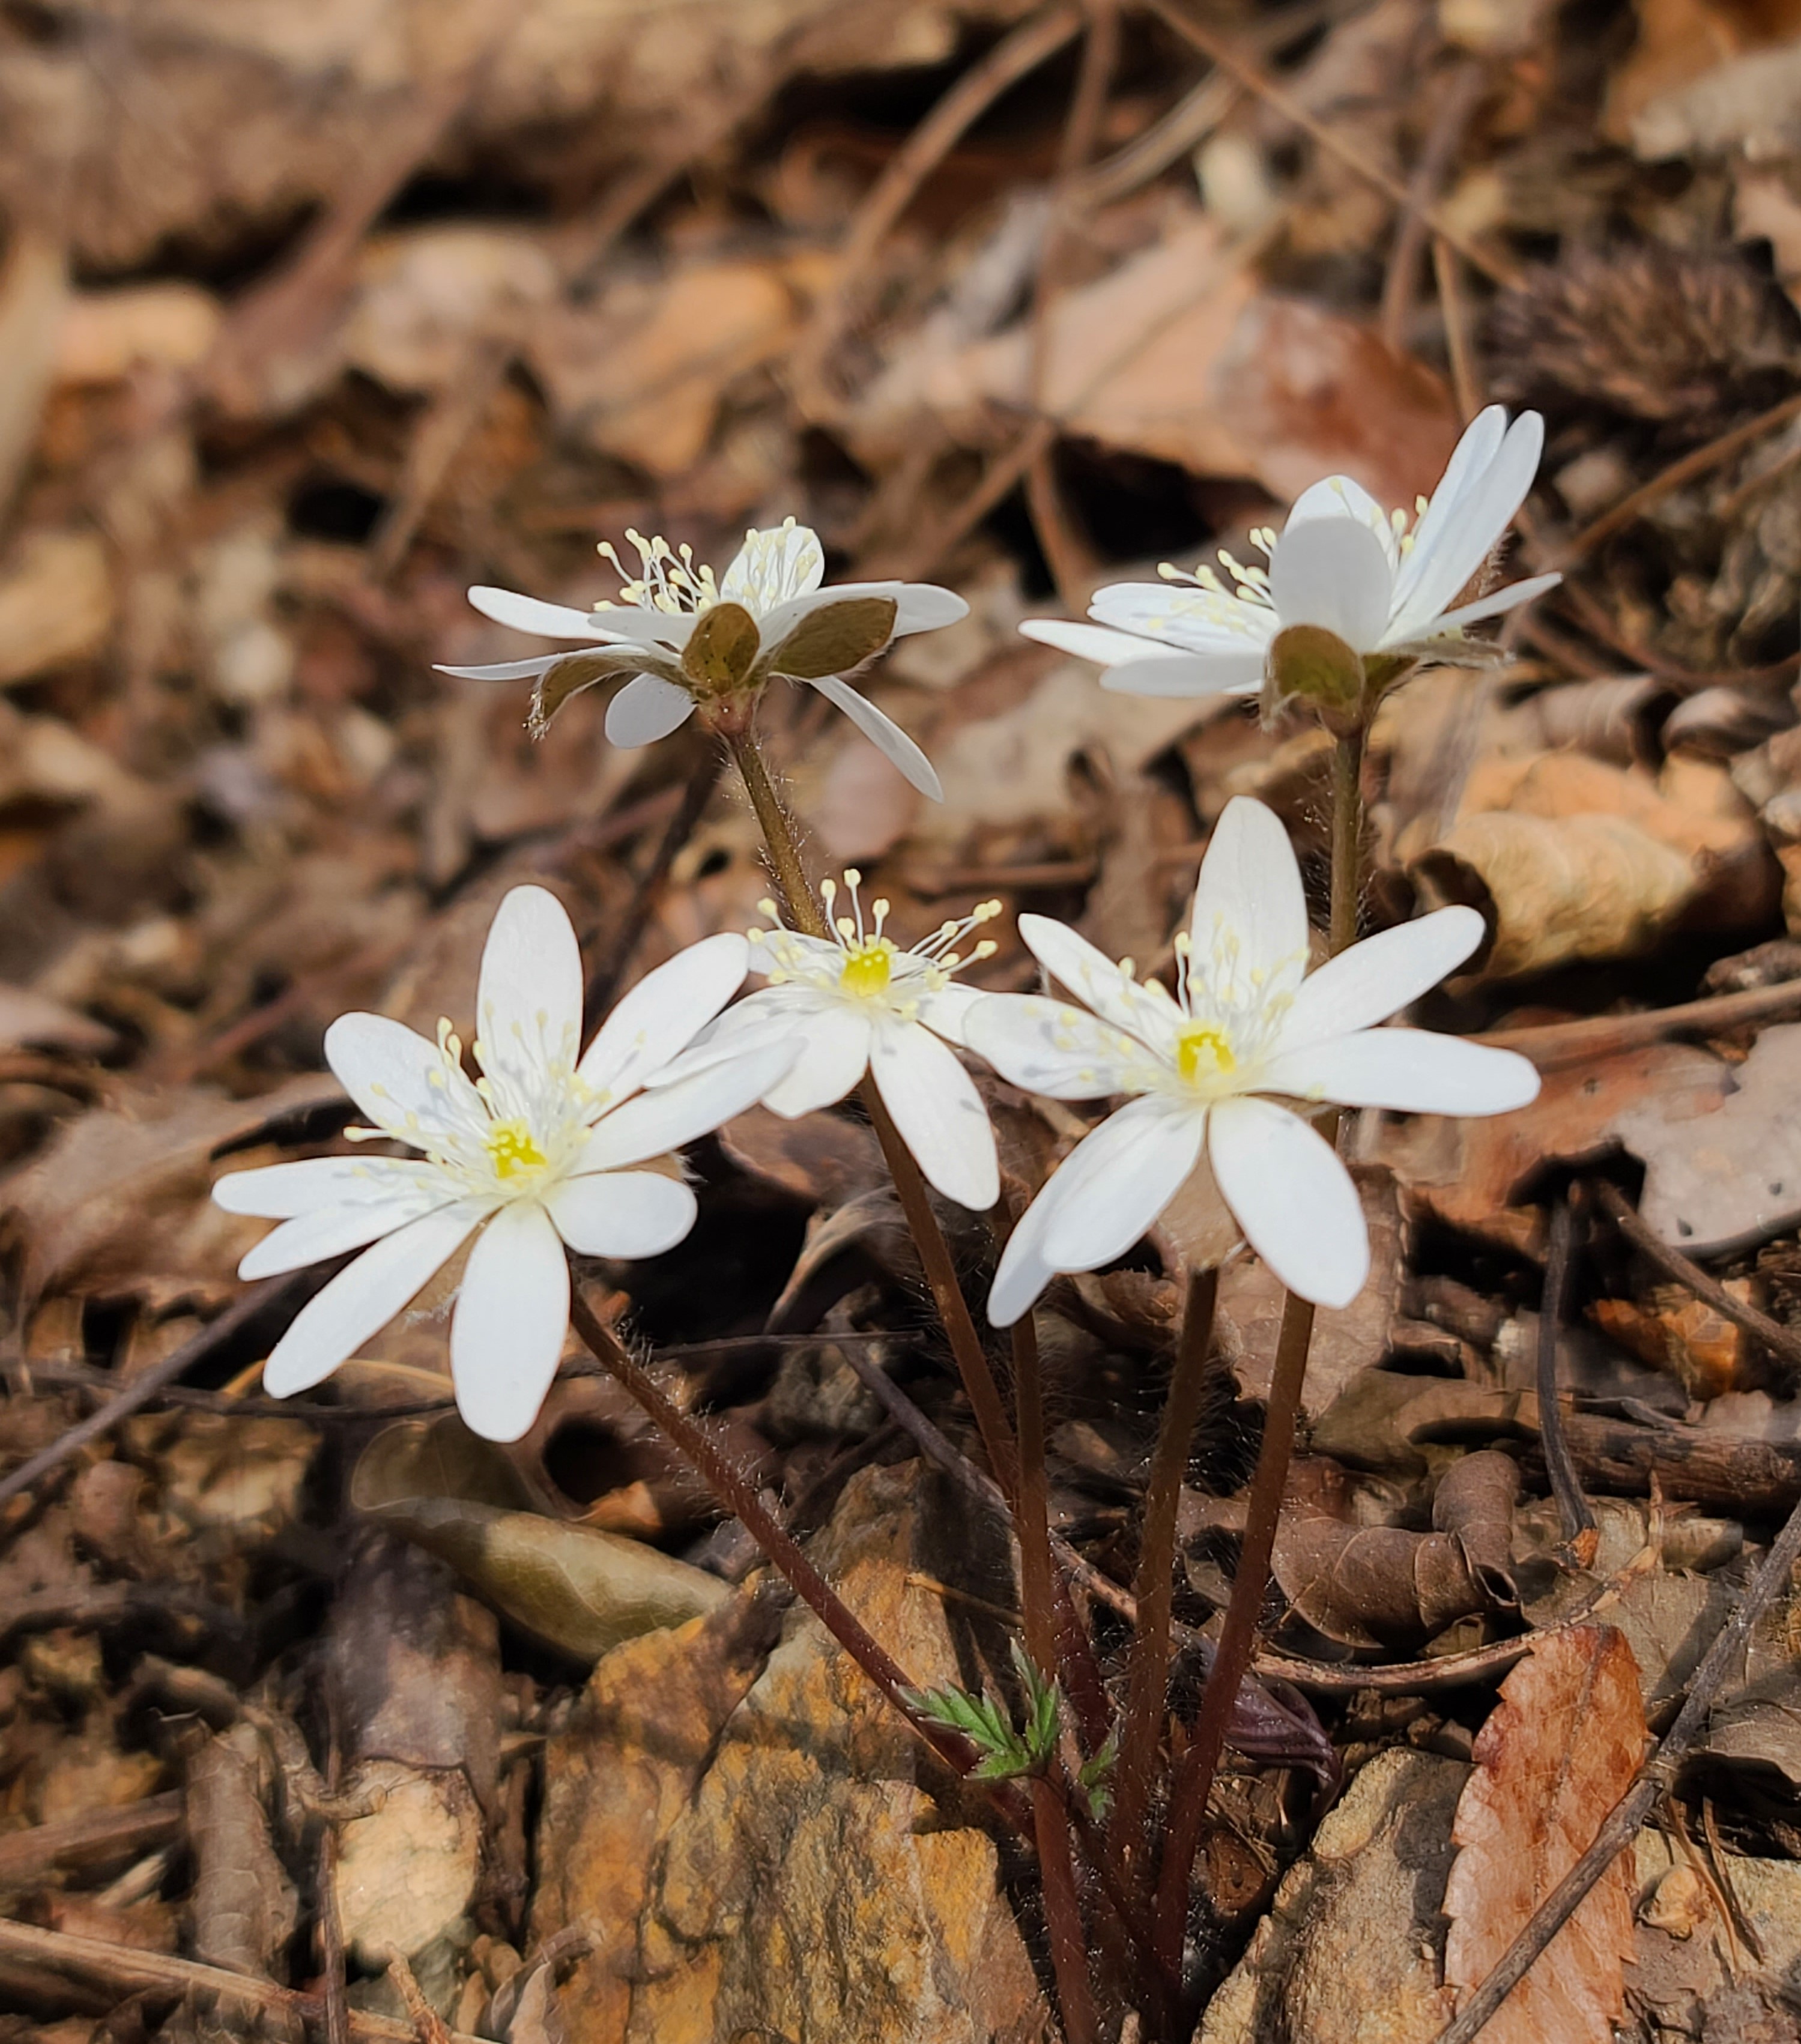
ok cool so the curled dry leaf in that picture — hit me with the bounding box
[351,1416,728,1662]
[1442,1625,1646,2044]
[1400,751,1775,978]
[1271,1450,1517,1650]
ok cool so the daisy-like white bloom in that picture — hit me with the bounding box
[1017,407,1560,700]
[965,798,1540,1325]
[438,518,966,799]
[700,873,1003,1211]
[213,887,795,1442]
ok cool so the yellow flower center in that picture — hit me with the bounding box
[1176,1024,1236,1085]
[838,939,895,999]
[485,1117,548,1181]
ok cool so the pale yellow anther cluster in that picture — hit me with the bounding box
[595,530,720,616]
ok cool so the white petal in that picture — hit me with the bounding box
[869,1018,998,1210]
[805,674,942,800]
[1286,473,1390,537]
[578,933,750,1100]
[325,1012,483,1143]
[605,673,696,747]
[1038,1096,1204,1270]
[262,1203,486,1397]
[1261,1029,1540,1114]
[1276,906,1485,1054]
[987,1188,1062,1328]
[450,1201,570,1443]
[1089,582,1276,655]
[1389,411,1543,641]
[1390,407,1506,612]
[1267,517,1395,654]
[720,522,824,613]
[1263,1025,1540,1120]
[580,1039,796,1170]
[758,1003,873,1116]
[214,1154,438,1219]
[1020,617,1170,666]
[963,993,1158,1099]
[1206,1096,1367,1308]
[476,886,584,1098]
[987,1096,1194,1327]
[1100,650,1264,697]
[1187,797,1310,996]
[912,980,982,1047]
[542,1170,697,1257]
[468,587,632,641]
[238,1189,451,1279]
[1400,571,1561,643]
[435,655,561,682]
[892,583,967,633]
[1017,915,1181,1051]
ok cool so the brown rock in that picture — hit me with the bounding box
[1197,1749,1464,2044]
[532,1462,1045,2044]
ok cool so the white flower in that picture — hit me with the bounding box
[438,518,967,799]
[701,872,1002,1211]
[213,887,794,1442]
[1018,407,1560,698]
[965,798,1539,1323]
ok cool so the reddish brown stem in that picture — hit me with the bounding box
[1152,1281,1316,2021]
[1110,1268,1218,1912]
[566,1289,997,1796]
[1010,1293,1101,2043]
[862,1080,1021,1498]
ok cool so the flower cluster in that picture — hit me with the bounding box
[220,410,1557,1442]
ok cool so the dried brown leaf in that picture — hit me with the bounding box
[352,1417,728,1662]
[1443,1625,1645,2043]
[1615,1023,1801,1253]
[187,1722,297,1979]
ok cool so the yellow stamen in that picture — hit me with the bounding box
[485,1118,547,1181]
[838,939,895,999]
[1176,1024,1236,1084]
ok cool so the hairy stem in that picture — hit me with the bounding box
[1151,728,1365,2022]
[1010,1292,1102,2042]
[1152,1281,1316,2007]
[725,721,825,938]
[722,713,1020,1496]
[567,1287,993,1790]
[1110,1268,1218,1909]
[1329,725,1365,957]
[860,1081,1020,1496]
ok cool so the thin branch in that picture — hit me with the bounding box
[0,1277,301,1509]
[1591,1178,1801,1378]
[583,746,725,1016]
[1379,59,1488,353]
[0,1919,488,2044]
[1140,0,1515,285]
[1561,389,1801,561]
[1480,976,1801,1069]
[1431,1465,1801,2044]
[1537,1191,1596,1549]
[793,2,1085,399]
